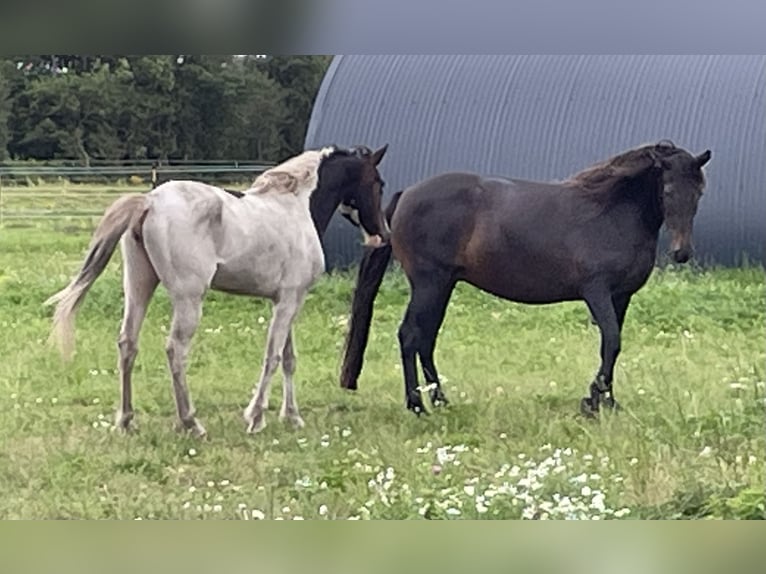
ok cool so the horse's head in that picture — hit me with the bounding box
[653,141,712,263]
[338,143,390,247]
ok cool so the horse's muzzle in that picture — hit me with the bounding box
[670,246,693,263]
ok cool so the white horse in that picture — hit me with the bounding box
[46,145,390,437]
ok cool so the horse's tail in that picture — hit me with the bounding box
[44,194,148,360]
[340,190,404,390]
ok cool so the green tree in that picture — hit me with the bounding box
[262,55,332,157]
[1,54,333,163]
[172,55,238,160]
[125,55,178,161]
[9,72,78,160]
[0,61,12,160]
[223,57,287,160]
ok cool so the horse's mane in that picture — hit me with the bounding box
[563,140,677,192]
[248,146,339,195]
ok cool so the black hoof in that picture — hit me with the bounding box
[601,396,622,411]
[407,402,429,417]
[429,389,450,408]
[580,397,599,419]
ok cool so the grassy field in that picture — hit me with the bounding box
[0,211,764,519]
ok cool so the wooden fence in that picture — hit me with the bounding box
[0,160,275,225]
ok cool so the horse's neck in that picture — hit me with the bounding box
[612,175,665,236]
[308,186,342,239]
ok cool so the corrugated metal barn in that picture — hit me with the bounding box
[305,55,766,269]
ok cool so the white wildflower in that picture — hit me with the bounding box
[590,493,606,513]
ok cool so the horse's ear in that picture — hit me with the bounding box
[646,150,666,171]
[371,144,389,166]
[696,149,712,167]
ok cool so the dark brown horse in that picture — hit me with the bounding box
[339,141,712,417]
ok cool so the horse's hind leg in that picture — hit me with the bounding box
[279,330,304,428]
[398,270,454,415]
[416,279,455,408]
[166,293,207,437]
[116,237,159,431]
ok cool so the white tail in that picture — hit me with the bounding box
[45,194,147,360]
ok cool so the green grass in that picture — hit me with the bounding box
[0,221,764,520]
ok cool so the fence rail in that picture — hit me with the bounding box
[0,161,275,225]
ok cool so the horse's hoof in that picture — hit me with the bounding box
[429,390,450,408]
[245,409,266,434]
[177,418,208,439]
[279,410,305,429]
[601,397,622,412]
[408,403,429,417]
[114,410,136,433]
[246,417,266,434]
[580,397,599,419]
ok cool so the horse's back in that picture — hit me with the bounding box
[390,171,604,302]
[141,180,323,297]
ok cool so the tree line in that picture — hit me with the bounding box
[0,55,332,165]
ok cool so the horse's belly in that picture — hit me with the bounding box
[210,243,324,298]
[210,263,281,297]
[465,274,581,304]
[461,254,582,304]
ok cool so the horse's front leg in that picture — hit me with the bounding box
[244,291,305,433]
[581,287,628,417]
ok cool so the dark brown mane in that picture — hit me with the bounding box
[563,141,677,193]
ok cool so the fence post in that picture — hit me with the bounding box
[0,173,4,228]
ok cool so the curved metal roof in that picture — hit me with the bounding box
[306,55,766,268]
